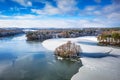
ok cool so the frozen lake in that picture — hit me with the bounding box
[42,36,120,80]
[0,34,82,80]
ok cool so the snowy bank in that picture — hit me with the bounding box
[42,36,97,51]
[42,36,120,80]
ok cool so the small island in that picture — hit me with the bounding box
[26,30,53,41]
[97,31,120,46]
[54,41,81,58]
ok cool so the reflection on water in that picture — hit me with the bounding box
[0,34,82,80]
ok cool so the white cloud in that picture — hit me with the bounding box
[107,12,120,20]
[10,7,20,12]
[79,6,100,16]
[100,2,120,21]
[84,6,97,11]
[0,14,41,20]
[103,4,120,14]
[56,0,78,14]
[0,15,10,18]
[12,0,32,7]
[0,18,117,28]
[0,19,76,28]
[27,1,32,6]
[32,0,78,15]
[79,0,120,26]
[93,11,101,15]
[31,3,60,15]
[13,14,40,19]
[0,0,119,28]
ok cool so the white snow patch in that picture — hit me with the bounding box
[42,36,120,80]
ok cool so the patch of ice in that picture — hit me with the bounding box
[42,36,120,80]
[57,56,63,60]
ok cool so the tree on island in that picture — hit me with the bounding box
[54,41,82,58]
[97,31,120,46]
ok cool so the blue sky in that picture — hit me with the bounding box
[0,0,120,28]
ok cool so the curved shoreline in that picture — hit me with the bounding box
[42,36,120,80]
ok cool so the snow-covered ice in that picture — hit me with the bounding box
[42,36,120,80]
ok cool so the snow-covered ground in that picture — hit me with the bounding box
[42,36,120,80]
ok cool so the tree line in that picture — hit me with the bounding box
[97,31,120,46]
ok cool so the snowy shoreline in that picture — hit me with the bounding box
[42,36,120,80]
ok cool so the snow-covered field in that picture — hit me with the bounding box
[42,36,120,80]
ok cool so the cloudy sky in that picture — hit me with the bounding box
[0,0,120,28]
